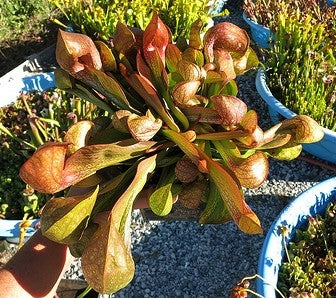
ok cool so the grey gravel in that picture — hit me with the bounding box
[63,0,336,296]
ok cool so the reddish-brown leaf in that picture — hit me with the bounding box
[203,22,250,62]
[56,30,102,75]
[172,80,201,107]
[143,12,169,64]
[232,151,269,188]
[211,95,247,126]
[81,216,135,294]
[19,143,68,193]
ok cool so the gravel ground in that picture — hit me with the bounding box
[63,1,336,297]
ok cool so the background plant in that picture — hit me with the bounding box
[264,2,336,131]
[51,0,228,40]
[0,0,57,42]
[278,200,336,297]
[243,0,331,29]
[18,14,324,294]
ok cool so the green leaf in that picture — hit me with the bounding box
[166,44,182,72]
[72,84,115,114]
[220,79,238,96]
[63,140,156,190]
[68,223,98,257]
[94,40,117,72]
[64,120,94,154]
[200,181,231,224]
[199,149,262,234]
[149,183,173,216]
[88,127,130,144]
[54,68,74,89]
[90,68,134,112]
[111,155,157,238]
[92,164,138,216]
[189,19,203,50]
[266,143,303,160]
[41,186,99,244]
[54,70,115,114]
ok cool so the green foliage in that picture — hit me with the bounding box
[51,0,228,40]
[278,200,336,297]
[266,2,336,131]
[0,0,57,41]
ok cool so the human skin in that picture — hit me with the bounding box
[0,229,74,298]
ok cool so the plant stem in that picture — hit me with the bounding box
[241,274,286,298]
[77,285,92,298]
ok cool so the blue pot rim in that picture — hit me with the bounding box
[255,68,336,139]
[256,176,336,297]
[242,13,270,32]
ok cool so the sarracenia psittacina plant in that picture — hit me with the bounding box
[19,13,324,294]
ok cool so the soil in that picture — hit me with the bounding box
[0,20,60,78]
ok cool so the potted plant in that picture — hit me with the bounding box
[246,0,336,163]
[242,0,277,48]
[242,0,334,48]
[18,14,324,294]
[256,176,336,297]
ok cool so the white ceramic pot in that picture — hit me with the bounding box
[0,45,56,107]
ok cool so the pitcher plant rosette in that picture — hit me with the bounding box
[19,13,324,294]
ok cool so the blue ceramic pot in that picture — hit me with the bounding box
[255,68,336,165]
[242,13,271,48]
[326,0,336,6]
[257,176,336,297]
